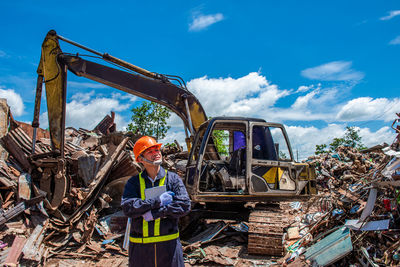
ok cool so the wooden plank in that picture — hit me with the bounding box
[0,99,9,160]
[287,227,300,240]
[18,173,31,200]
[22,220,48,262]
[248,235,283,247]
[67,137,130,224]
[4,236,27,266]
[248,225,283,234]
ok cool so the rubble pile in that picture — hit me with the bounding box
[177,144,400,266]
[0,113,147,266]
[178,116,400,266]
[161,142,189,177]
[0,100,399,266]
[280,144,400,266]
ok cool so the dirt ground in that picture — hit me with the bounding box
[44,250,279,267]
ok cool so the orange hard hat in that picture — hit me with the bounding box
[133,136,162,162]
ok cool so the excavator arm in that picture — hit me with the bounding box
[33,30,207,153]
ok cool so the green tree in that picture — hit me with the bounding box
[329,137,346,152]
[315,126,367,154]
[315,144,329,155]
[127,101,171,140]
[279,151,288,159]
[343,126,366,149]
[212,130,229,156]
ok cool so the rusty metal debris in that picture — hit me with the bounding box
[0,105,142,265]
[178,116,400,266]
[277,132,400,266]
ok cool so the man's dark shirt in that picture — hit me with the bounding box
[121,167,191,237]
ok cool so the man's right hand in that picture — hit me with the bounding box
[159,191,175,206]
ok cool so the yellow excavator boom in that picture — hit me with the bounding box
[33,30,208,153]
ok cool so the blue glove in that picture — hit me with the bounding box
[143,210,154,221]
[159,191,175,206]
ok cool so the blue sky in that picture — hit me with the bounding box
[0,1,399,158]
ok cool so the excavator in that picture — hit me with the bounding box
[31,30,317,255]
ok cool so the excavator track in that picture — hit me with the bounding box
[247,205,288,256]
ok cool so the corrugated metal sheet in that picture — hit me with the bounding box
[93,112,115,135]
[108,151,141,181]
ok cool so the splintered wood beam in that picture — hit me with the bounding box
[4,236,27,266]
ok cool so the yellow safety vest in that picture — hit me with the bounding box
[130,170,179,244]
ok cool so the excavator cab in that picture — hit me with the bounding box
[185,117,317,203]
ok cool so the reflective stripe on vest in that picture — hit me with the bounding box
[136,170,179,243]
[129,232,179,244]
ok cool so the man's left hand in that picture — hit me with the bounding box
[143,210,154,221]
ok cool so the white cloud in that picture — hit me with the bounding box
[296,83,321,93]
[380,10,400,21]
[291,85,338,118]
[287,124,395,160]
[358,126,395,147]
[111,92,137,102]
[0,87,24,116]
[167,113,186,129]
[39,93,130,130]
[301,61,364,81]
[114,113,129,131]
[0,50,7,58]
[186,72,399,125]
[287,124,345,159]
[159,129,187,149]
[336,97,400,122]
[291,90,319,110]
[71,91,95,102]
[166,72,398,159]
[69,81,108,89]
[258,108,332,122]
[297,85,311,93]
[66,98,129,129]
[389,36,400,45]
[189,13,224,32]
[188,72,289,118]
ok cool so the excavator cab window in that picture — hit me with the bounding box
[250,124,296,193]
[185,126,207,187]
[270,128,292,161]
[252,126,277,160]
[197,121,247,193]
[252,126,292,161]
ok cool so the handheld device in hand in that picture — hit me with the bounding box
[144,185,166,200]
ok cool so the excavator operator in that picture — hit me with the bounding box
[121,136,191,267]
